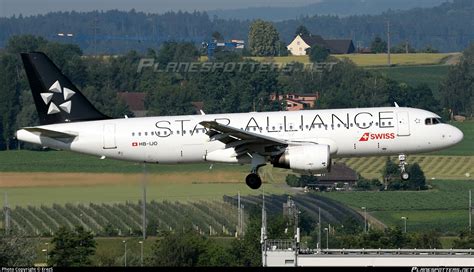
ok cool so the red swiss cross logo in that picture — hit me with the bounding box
[359,133,370,142]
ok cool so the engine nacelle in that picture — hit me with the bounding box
[271,144,331,174]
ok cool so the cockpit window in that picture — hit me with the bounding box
[425,118,442,125]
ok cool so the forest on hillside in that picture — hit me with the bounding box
[0,0,473,54]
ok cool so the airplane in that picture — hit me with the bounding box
[16,52,464,189]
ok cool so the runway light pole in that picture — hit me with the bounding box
[122,240,127,267]
[324,227,329,250]
[139,240,144,267]
[401,217,407,233]
[362,207,367,233]
[41,248,47,264]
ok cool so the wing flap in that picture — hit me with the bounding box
[199,121,288,155]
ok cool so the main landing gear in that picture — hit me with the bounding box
[246,173,262,190]
[399,154,410,181]
[245,153,266,190]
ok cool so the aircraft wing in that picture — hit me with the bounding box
[199,121,288,156]
[22,127,78,139]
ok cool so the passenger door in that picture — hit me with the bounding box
[396,112,410,136]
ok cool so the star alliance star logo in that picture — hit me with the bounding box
[40,80,75,115]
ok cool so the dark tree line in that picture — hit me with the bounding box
[440,44,474,117]
[0,0,473,54]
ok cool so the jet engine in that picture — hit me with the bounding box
[271,144,331,174]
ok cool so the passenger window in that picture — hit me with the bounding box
[138,132,141,136]
[145,132,148,136]
[132,132,135,136]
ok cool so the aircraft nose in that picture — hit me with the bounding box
[449,126,464,145]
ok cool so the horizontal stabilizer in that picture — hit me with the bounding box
[22,127,78,139]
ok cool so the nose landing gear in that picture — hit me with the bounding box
[399,154,410,181]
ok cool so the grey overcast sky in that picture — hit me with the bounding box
[0,0,320,17]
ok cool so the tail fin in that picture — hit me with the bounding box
[21,52,110,125]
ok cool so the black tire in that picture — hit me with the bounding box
[245,173,262,190]
[401,171,410,181]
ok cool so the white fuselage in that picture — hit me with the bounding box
[16,107,463,164]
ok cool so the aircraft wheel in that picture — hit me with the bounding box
[245,173,262,190]
[401,171,410,181]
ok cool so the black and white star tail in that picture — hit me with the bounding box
[21,52,109,125]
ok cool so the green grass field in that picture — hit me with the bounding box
[0,150,250,173]
[247,53,458,67]
[319,180,474,232]
[433,121,474,156]
[338,155,473,180]
[0,183,287,206]
[370,65,450,96]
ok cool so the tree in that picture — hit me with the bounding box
[148,230,208,266]
[198,242,236,266]
[391,42,416,53]
[408,231,442,248]
[406,163,427,190]
[453,231,474,249]
[420,45,439,53]
[5,35,48,54]
[295,25,310,37]
[48,226,96,267]
[406,84,441,114]
[230,214,262,267]
[0,234,38,266]
[308,44,330,63]
[440,43,474,116]
[370,36,387,53]
[0,53,21,150]
[211,31,224,42]
[248,20,280,56]
[276,41,289,56]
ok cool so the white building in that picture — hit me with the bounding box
[286,34,355,56]
[262,240,474,267]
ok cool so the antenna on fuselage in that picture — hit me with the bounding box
[394,102,400,107]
